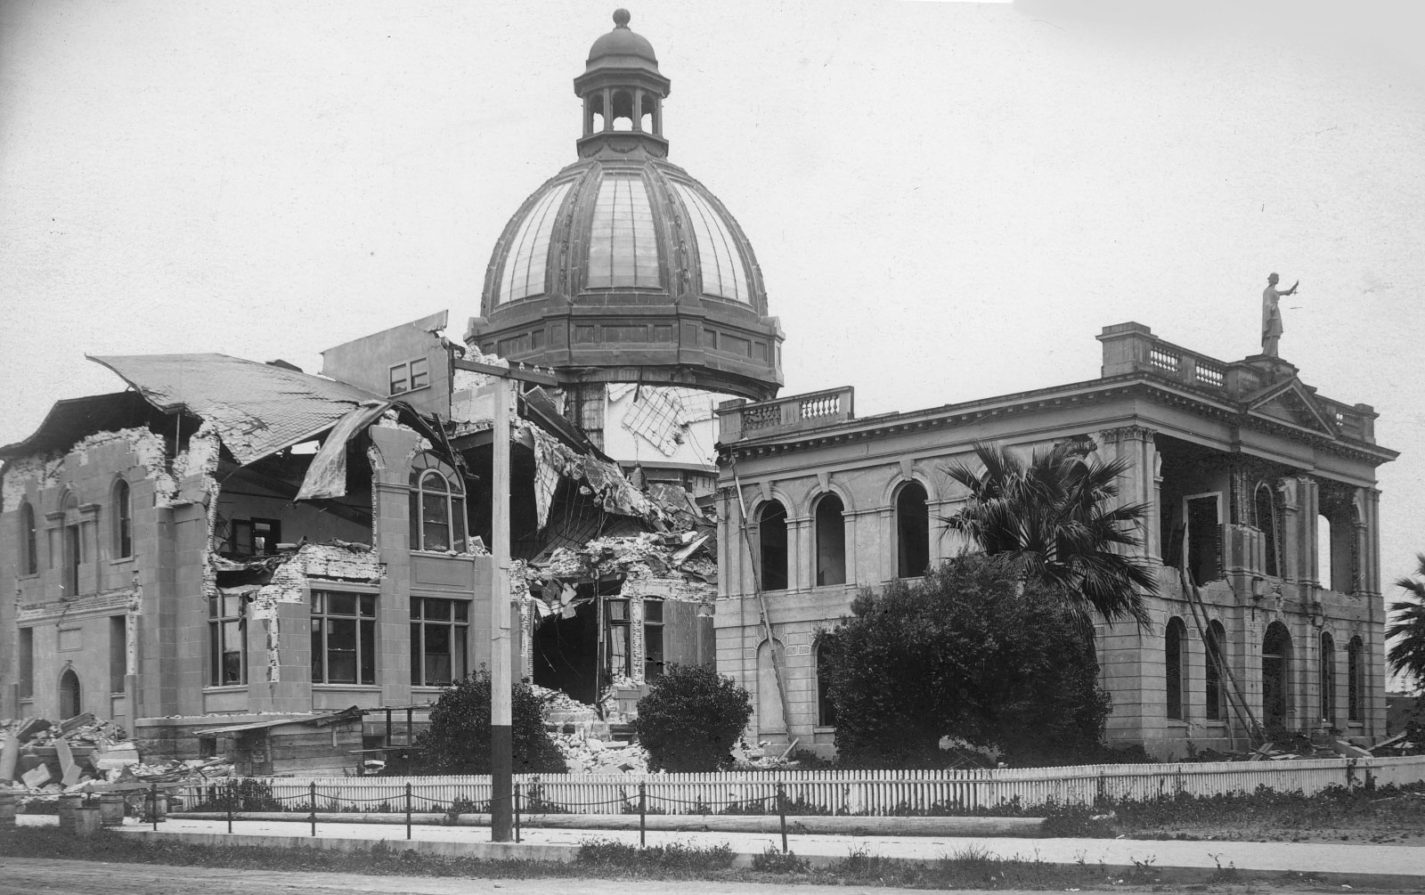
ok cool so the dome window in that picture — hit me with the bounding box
[587,174,660,288]
[671,182,749,302]
[499,180,573,303]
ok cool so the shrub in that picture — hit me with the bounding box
[414,668,567,774]
[822,555,1110,768]
[634,664,752,772]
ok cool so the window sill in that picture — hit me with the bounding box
[110,557,135,566]
[203,685,248,692]
[17,573,40,582]
[814,725,836,734]
[313,684,381,691]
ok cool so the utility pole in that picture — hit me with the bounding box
[453,357,557,843]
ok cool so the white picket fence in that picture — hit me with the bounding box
[174,755,1425,816]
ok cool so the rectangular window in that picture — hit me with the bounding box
[64,523,81,596]
[229,518,281,556]
[408,358,430,391]
[606,598,631,679]
[110,615,127,693]
[389,363,409,395]
[19,628,34,699]
[311,590,377,685]
[208,593,247,686]
[643,599,664,680]
[409,597,469,687]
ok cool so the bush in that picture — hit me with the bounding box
[414,668,567,774]
[822,555,1110,768]
[634,664,752,772]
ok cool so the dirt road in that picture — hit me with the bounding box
[0,857,1364,895]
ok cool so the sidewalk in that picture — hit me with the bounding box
[18,814,1425,889]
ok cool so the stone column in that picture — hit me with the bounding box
[790,515,811,592]
[1098,426,1159,562]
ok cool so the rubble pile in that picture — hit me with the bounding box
[0,713,233,805]
[530,684,650,775]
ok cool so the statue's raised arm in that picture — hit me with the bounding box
[1261,272,1299,357]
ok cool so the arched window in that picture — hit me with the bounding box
[18,499,37,576]
[757,501,788,591]
[1205,620,1226,721]
[1347,636,1365,722]
[1254,483,1278,577]
[1320,632,1336,724]
[896,481,929,579]
[59,668,81,719]
[816,639,838,727]
[1263,622,1292,731]
[408,454,466,552]
[1166,617,1187,720]
[113,479,132,558]
[814,494,846,587]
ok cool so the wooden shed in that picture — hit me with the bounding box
[195,707,364,777]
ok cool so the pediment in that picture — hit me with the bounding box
[1244,378,1336,436]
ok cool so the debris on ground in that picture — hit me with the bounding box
[0,714,235,809]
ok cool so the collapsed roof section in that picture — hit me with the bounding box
[89,353,392,467]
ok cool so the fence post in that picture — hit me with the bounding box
[777,781,788,855]
[405,783,412,841]
[309,782,317,837]
[149,784,158,832]
[513,783,522,843]
[226,780,234,834]
[639,782,647,847]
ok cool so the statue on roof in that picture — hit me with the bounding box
[1261,272,1299,357]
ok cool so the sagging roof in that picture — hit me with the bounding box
[0,391,159,460]
[89,354,388,466]
[192,706,364,737]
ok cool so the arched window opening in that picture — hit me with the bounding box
[1254,484,1278,577]
[18,500,37,576]
[757,501,788,591]
[756,639,786,735]
[896,481,929,579]
[1317,514,1332,588]
[59,668,81,719]
[640,93,658,135]
[113,479,132,558]
[1262,622,1292,732]
[1320,632,1336,725]
[1166,617,1187,720]
[409,455,466,553]
[814,494,846,586]
[1205,620,1226,721]
[1347,636,1365,722]
[610,90,634,131]
[816,640,837,727]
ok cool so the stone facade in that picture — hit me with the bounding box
[714,323,1396,759]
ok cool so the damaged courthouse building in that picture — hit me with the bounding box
[0,10,782,766]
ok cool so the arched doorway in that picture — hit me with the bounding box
[59,668,81,719]
[1262,622,1292,732]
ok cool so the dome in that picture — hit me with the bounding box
[467,11,783,401]
[586,9,658,73]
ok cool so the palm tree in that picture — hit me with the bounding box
[1387,554,1425,689]
[943,440,1158,628]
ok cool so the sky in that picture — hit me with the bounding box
[2,0,1423,649]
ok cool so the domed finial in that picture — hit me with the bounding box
[612,8,631,28]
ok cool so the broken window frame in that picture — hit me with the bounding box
[605,598,631,679]
[1182,491,1222,586]
[409,597,469,687]
[208,592,248,687]
[311,589,377,686]
[113,477,133,559]
[642,598,664,681]
[408,454,467,553]
[229,517,282,557]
